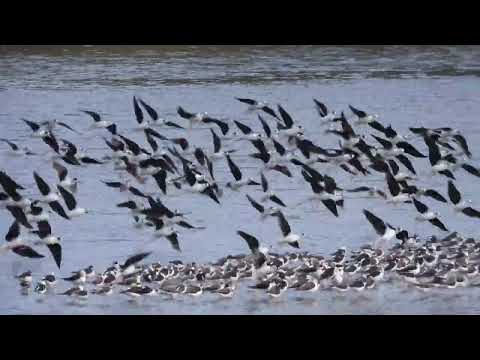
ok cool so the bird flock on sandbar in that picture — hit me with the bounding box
[3,95,480,302]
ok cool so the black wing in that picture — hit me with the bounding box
[412,198,429,214]
[383,125,397,139]
[0,139,19,151]
[133,96,144,124]
[235,98,256,106]
[261,106,279,120]
[22,118,40,131]
[423,189,447,203]
[81,110,101,123]
[271,165,292,178]
[371,135,393,150]
[246,194,265,214]
[272,139,286,156]
[12,245,45,259]
[102,181,123,189]
[386,171,400,197]
[194,148,206,166]
[36,221,52,238]
[43,134,60,154]
[388,159,400,175]
[47,243,62,269]
[462,207,480,218]
[5,221,20,242]
[424,136,441,166]
[276,211,291,237]
[210,128,221,154]
[257,115,271,138]
[453,134,471,158]
[462,164,480,178]
[123,252,152,269]
[395,154,417,175]
[182,163,196,187]
[237,230,260,254]
[166,233,181,252]
[6,206,32,229]
[429,218,448,232]
[57,185,77,211]
[234,120,253,135]
[321,199,339,217]
[277,105,294,129]
[128,186,149,199]
[368,121,386,133]
[138,98,159,121]
[49,201,70,220]
[145,131,158,153]
[447,180,461,205]
[202,186,220,204]
[439,170,456,180]
[226,154,242,181]
[396,141,426,158]
[56,121,78,133]
[0,170,24,194]
[203,117,229,135]
[33,172,51,196]
[323,175,337,194]
[363,209,386,236]
[177,106,194,119]
[106,123,117,135]
[117,201,138,210]
[346,186,371,193]
[80,156,103,165]
[145,127,169,141]
[269,195,286,207]
[119,135,141,156]
[260,172,268,193]
[61,139,77,155]
[313,99,328,117]
[349,105,367,118]
[250,138,268,156]
[164,121,185,129]
[152,170,167,195]
[410,127,428,136]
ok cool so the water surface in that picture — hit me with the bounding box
[1,45,480,314]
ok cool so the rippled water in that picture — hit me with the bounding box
[1,45,480,314]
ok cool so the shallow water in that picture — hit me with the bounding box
[1,45,480,314]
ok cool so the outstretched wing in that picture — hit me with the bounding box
[237,230,260,254]
[363,209,386,236]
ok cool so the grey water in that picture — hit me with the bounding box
[1,45,480,314]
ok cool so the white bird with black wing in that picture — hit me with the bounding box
[273,210,302,249]
[447,180,480,218]
[363,209,398,248]
[412,198,449,232]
